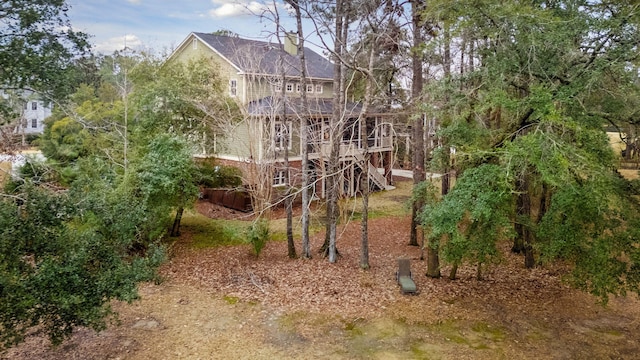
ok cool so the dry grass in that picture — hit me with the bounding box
[619,169,639,180]
[0,161,10,185]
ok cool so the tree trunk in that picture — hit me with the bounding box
[171,206,184,237]
[515,175,535,268]
[512,177,526,254]
[287,0,311,259]
[426,244,441,278]
[283,65,296,259]
[449,261,458,280]
[323,0,349,263]
[284,140,296,258]
[409,0,425,247]
[426,148,448,278]
[360,168,370,269]
[359,45,377,270]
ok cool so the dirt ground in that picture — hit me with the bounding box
[3,178,640,359]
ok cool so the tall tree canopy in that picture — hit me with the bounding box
[0,0,89,98]
[418,0,640,300]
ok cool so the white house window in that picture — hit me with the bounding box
[315,84,323,93]
[274,80,282,92]
[31,119,37,128]
[296,83,301,93]
[192,38,198,49]
[306,84,314,93]
[286,83,294,93]
[31,102,37,110]
[273,169,288,187]
[274,121,292,150]
[229,79,237,97]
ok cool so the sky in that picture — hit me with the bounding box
[66,0,304,54]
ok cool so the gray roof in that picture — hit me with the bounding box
[192,32,333,80]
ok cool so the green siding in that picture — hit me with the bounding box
[171,34,335,163]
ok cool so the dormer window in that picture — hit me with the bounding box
[286,83,294,93]
[306,84,314,93]
[296,83,301,93]
[315,84,323,93]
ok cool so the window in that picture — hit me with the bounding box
[31,119,37,128]
[306,84,314,93]
[286,83,294,93]
[273,169,288,187]
[315,84,323,93]
[274,121,292,150]
[274,80,282,92]
[229,79,237,97]
[192,38,198,49]
[296,83,301,93]
[31,102,37,110]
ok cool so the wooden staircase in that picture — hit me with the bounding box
[352,152,393,191]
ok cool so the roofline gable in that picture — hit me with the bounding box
[166,32,244,74]
[188,32,333,80]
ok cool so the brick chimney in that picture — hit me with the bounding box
[284,31,298,55]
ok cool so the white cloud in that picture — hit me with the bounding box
[209,0,275,18]
[127,0,142,4]
[94,34,142,53]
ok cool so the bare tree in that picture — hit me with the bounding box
[285,0,313,259]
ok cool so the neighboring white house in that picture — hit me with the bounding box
[0,89,52,135]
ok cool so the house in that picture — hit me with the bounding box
[0,89,52,136]
[168,32,395,200]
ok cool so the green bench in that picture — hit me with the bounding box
[396,258,417,294]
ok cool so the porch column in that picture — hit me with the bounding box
[384,151,393,185]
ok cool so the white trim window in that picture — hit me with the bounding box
[274,120,292,150]
[273,79,283,92]
[306,84,314,93]
[296,83,301,93]
[229,79,237,97]
[192,38,198,49]
[315,84,323,93]
[273,169,288,187]
[286,83,294,93]
[31,119,37,128]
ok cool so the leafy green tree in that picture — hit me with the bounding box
[417,0,640,301]
[421,164,514,280]
[0,180,165,349]
[0,0,89,99]
[134,134,199,237]
[134,56,240,152]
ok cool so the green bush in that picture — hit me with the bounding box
[246,220,269,257]
[196,162,242,188]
